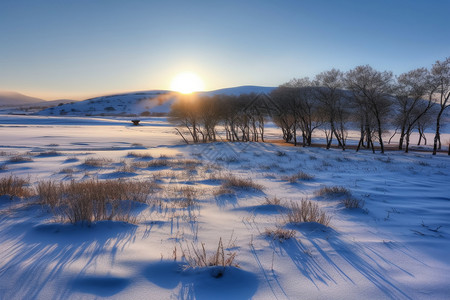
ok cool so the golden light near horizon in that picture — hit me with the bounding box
[170,72,205,94]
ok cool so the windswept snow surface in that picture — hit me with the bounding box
[0,115,449,299]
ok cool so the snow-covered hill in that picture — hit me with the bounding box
[35,86,276,117]
[0,91,45,106]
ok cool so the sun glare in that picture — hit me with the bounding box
[170,72,205,94]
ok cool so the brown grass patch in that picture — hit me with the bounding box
[314,186,351,197]
[8,155,33,163]
[180,237,238,276]
[0,175,31,199]
[83,157,112,167]
[285,199,331,226]
[281,171,314,183]
[221,174,263,191]
[265,226,296,242]
[36,179,157,223]
[342,197,364,209]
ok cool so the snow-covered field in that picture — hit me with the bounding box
[0,115,449,299]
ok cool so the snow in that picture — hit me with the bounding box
[0,115,449,299]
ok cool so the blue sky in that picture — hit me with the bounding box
[1,0,449,100]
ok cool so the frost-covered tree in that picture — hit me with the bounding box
[313,69,348,150]
[429,57,450,155]
[394,68,433,152]
[345,65,394,153]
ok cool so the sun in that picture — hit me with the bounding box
[170,72,205,94]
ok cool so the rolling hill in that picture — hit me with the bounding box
[35,86,276,116]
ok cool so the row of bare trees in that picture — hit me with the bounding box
[168,57,450,155]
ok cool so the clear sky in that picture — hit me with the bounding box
[1,0,449,100]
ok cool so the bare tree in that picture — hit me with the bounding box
[430,57,450,155]
[394,68,433,152]
[345,65,394,153]
[313,69,348,150]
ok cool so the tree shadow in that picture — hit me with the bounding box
[0,215,137,299]
[143,261,258,300]
[278,226,414,299]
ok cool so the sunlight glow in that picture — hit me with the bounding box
[170,72,205,94]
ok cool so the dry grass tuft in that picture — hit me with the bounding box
[221,174,263,191]
[180,237,238,276]
[342,197,364,209]
[8,155,33,163]
[83,157,112,167]
[263,196,282,206]
[265,226,296,242]
[146,159,171,168]
[0,175,31,199]
[315,186,351,197]
[281,171,314,183]
[285,199,331,226]
[127,152,153,159]
[37,179,157,223]
[168,185,197,207]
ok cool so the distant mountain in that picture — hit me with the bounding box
[36,86,276,117]
[201,85,275,96]
[0,91,45,106]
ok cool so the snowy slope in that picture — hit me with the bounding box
[35,86,277,117]
[0,116,449,299]
[0,91,45,106]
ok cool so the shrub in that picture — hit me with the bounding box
[127,152,153,159]
[265,226,296,242]
[83,157,112,167]
[181,237,238,276]
[222,174,263,191]
[281,171,314,183]
[342,197,364,209]
[285,199,331,226]
[314,186,350,197]
[36,179,156,223]
[264,196,282,206]
[8,155,33,163]
[0,175,31,199]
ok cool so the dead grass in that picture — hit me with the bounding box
[83,157,112,167]
[37,150,61,157]
[285,199,331,226]
[180,237,238,276]
[263,196,282,206]
[342,197,364,209]
[221,174,263,191]
[168,185,197,207]
[146,159,171,168]
[281,171,314,183]
[36,179,157,223]
[127,152,153,159]
[265,226,296,242]
[0,175,31,199]
[314,186,351,197]
[8,155,33,163]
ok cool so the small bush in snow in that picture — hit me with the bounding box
[315,186,351,197]
[222,175,263,191]
[281,171,314,183]
[342,197,364,209]
[83,157,112,167]
[265,226,296,242]
[264,196,282,206]
[8,155,33,163]
[37,179,157,224]
[0,175,31,199]
[180,237,238,276]
[285,199,331,226]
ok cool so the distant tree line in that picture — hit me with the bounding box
[168,57,450,155]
